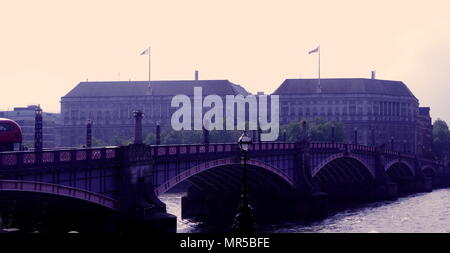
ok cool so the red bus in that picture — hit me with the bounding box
[0,118,23,152]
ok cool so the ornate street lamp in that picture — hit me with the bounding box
[86,119,92,148]
[133,110,143,144]
[34,105,43,151]
[156,121,161,145]
[232,131,255,232]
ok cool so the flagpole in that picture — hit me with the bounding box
[318,46,321,92]
[148,47,151,82]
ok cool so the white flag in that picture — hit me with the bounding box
[140,48,150,55]
[308,46,320,54]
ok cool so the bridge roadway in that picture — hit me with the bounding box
[0,141,449,232]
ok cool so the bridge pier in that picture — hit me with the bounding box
[373,145,399,200]
[287,191,328,220]
[180,187,329,224]
[412,157,433,193]
[369,182,398,200]
[292,141,329,219]
[118,144,176,233]
[397,176,432,194]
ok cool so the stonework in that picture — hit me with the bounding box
[273,78,432,155]
[58,78,432,156]
[58,80,249,147]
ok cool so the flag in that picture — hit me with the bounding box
[308,46,320,54]
[140,48,150,55]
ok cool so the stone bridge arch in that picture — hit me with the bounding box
[154,157,294,196]
[421,165,437,177]
[312,152,374,178]
[0,180,119,210]
[385,159,415,181]
[311,153,375,200]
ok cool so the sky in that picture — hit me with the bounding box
[1,0,450,122]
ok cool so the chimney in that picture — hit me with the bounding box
[195,70,199,81]
[371,70,376,79]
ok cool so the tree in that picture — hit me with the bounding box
[209,129,242,143]
[144,132,156,145]
[161,129,203,144]
[92,137,108,147]
[432,119,450,161]
[280,118,345,142]
[108,135,133,146]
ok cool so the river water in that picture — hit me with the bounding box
[159,188,450,233]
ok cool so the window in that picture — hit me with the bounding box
[357,107,363,115]
[71,110,78,120]
[97,111,103,120]
[80,111,86,120]
[349,106,356,115]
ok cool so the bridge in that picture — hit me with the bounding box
[1,115,449,233]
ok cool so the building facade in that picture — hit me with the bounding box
[416,107,433,156]
[58,77,433,156]
[59,80,249,147]
[0,105,60,148]
[273,78,432,155]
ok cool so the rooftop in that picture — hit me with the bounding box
[63,80,249,98]
[272,78,416,98]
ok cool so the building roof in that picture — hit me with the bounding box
[272,78,416,98]
[63,80,249,98]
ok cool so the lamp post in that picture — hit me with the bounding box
[34,105,43,151]
[354,127,358,145]
[156,122,161,145]
[302,121,308,141]
[86,119,92,148]
[133,110,143,144]
[232,131,255,232]
[257,127,262,143]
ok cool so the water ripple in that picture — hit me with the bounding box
[160,188,450,233]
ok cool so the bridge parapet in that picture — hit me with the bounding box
[0,142,435,171]
[309,142,376,153]
[150,142,296,158]
[0,146,119,169]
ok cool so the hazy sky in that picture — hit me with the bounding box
[1,0,450,122]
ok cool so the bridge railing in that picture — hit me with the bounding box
[383,149,416,159]
[150,142,296,157]
[309,142,432,162]
[1,142,434,168]
[150,142,420,157]
[309,142,377,153]
[0,146,120,169]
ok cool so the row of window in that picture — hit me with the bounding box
[281,104,415,117]
[64,107,171,121]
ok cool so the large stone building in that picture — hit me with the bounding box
[417,107,433,155]
[273,78,432,155]
[58,77,433,156]
[0,105,60,148]
[59,80,249,147]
